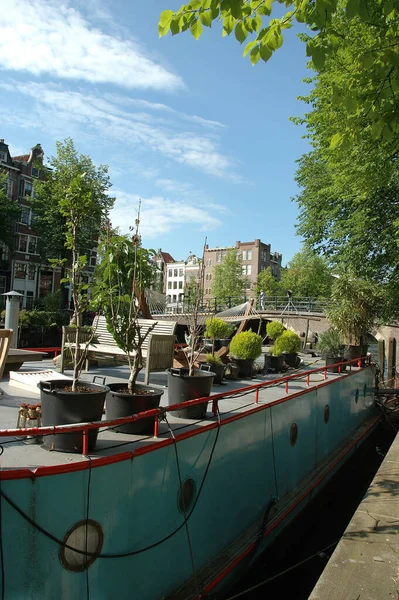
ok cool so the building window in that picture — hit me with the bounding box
[28,236,38,254]
[27,264,36,280]
[168,269,172,277]
[31,167,40,178]
[242,265,252,276]
[7,178,13,198]
[178,281,183,289]
[39,271,53,297]
[14,263,26,279]
[26,291,34,309]
[24,181,33,197]
[173,295,177,302]
[0,152,5,162]
[179,268,183,277]
[247,250,252,260]
[0,243,9,261]
[174,269,178,277]
[173,281,177,289]
[242,250,247,261]
[168,281,172,289]
[209,273,212,280]
[18,235,28,253]
[179,293,184,302]
[247,265,252,275]
[20,206,30,225]
[217,252,221,263]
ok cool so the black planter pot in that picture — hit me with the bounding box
[106,382,164,434]
[231,358,254,378]
[346,345,368,366]
[325,355,345,373]
[167,368,215,419]
[264,354,284,372]
[199,362,225,385]
[39,379,109,453]
[282,352,299,368]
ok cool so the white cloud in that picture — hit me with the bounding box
[1,82,236,178]
[110,192,222,238]
[0,0,183,91]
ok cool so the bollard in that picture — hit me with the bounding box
[2,291,23,348]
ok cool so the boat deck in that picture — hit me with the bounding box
[0,353,357,473]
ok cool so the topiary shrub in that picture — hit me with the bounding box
[230,330,263,360]
[266,321,285,341]
[274,330,301,354]
[205,353,223,366]
[204,317,231,341]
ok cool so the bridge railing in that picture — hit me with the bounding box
[150,296,330,316]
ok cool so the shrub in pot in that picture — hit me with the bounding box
[229,330,263,377]
[327,273,386,361]
[204,317,234,352]
[264,345,284,372]
[317,327,346,373]
[199,353,225,385]
[266,321,285,342]
[274,330,301,368]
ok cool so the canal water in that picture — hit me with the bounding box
[226,423,396,600]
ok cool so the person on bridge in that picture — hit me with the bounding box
[260,290,266,310]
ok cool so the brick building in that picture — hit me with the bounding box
[203,238,282,302]
[0,140,98,309]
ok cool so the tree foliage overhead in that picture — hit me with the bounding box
[0,172,20,247]
[212,248,248,301]
[254,266,281,297]
[159,0,399,141]
[293,4,399,290]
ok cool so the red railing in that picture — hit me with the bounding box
[0,356,371,455]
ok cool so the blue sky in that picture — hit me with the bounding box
[0,0,312,266]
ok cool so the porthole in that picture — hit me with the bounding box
[178,477,196,514]
[290,423,298,446]
[60,519,103,572]
[324,405,330,424]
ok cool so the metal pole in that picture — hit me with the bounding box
[3,291,23,348]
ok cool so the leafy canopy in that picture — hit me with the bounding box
[212,248,248,302]
[159,1,399,141]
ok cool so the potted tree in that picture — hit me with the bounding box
[167,240,215,419]
[316,327,346,373]
[327,274,386,362]
[229,329,263,378]
[273,330,301,368]
[37,140,114,453]
[264,321,285,372]
[91,209,164,434]
[199,317,233,384]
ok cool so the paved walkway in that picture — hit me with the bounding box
[309,429,399,600]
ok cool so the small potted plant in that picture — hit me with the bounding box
[264,321,286,372]
[199,317,232,384]
[317,327,346,373]
[229,329,263,377]
[274,330,301,368]
[91,207,164,435]
[327,273,385,361]
[167,240,215,419]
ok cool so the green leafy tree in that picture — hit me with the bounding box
[254,266,282,297]
[293,6,399,288]
[33,138,114,307]
[279,247,333,298]
[91,215,157,391]
[159,1,399,142]
[0,172,20,247]
[212,248,248,303]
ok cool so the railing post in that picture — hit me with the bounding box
[212,398,218,416]
[82,428,89,456]
[154,415,159,438]
[285,380,289,394]
[255,389,259,404]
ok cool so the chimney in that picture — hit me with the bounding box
[0,139,4,143]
